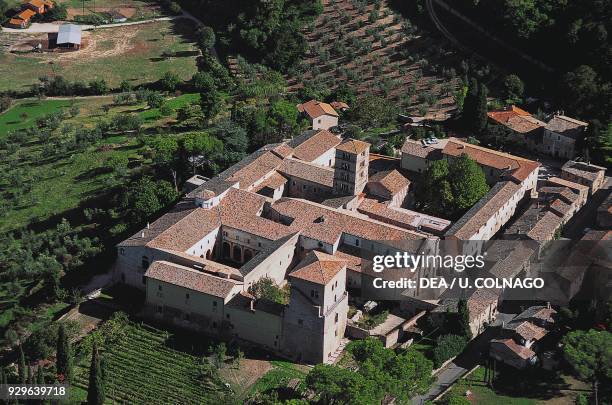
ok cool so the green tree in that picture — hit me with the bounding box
[503,74,524,104]
[160,72,181,92]
[88,79,108,95]
[248,277,289,304]
[584,120,612,168]
[87,341,105,405]
[560,65,601,118]
[348,94,397,129]
[449,154,489,214]
[150,136,180,189]
[462,78,479,127]
[123,177,178,224]
[37,366,45,384]
[196,25,216,50]
[56,324,72,383]
[417,160,454,217]
[146,92,165,109]
[562,329,612,402]
[473,83,489,134]
[433,334,468,368]
[182,131,224,174]
[457,299,472,339]
[18,345,27,383]
[213,120,249,165]
[196,73,222,122]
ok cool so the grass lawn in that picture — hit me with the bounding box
[247,360,310,400]
[73,321,228,404]
[0,94,203,231]
[446,366,591,405]
[0,100,74,137]
[0,19,200,92]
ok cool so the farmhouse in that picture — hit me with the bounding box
[542,114,588,159]
[7,9,36,29]
[297,100,339,130]
[25,0,54,14]
[56,24,82,50]
[487,105,546,143]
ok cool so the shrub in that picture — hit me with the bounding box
[432,334,467,368]
[146,92,165,109]
[89,79,108,95]
[160,72,181,92]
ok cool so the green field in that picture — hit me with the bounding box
[0,100,74,136]
[0,94,202,231]
[0,19,200,92]
[73,321,227,404]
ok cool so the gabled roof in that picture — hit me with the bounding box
[279,158,335,187]
[290,130,341,162]
[336,139,370,155]
[57,24,82,45]
[289,250,346,285]
[145,261,240,298]
[487,106,545,134]
[16,9,36,20]
[545,115,588,139]
[297,100,339,119]
[367,170,410,195]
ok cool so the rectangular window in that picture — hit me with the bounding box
[158,285,162,291]
[298,319,303,326]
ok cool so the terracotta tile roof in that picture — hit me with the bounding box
[28,0,47,7]
[228,151,284,189]
[358,198,418,230]
[9,18,25,25]
[335,245,363,273]
[297,100,339,119]
[270,197,427,245]
[400,138,447,158]
[117,201,201,247]
[17,9,36,19]
[289,250,346,285]
[467,289,499,320]
[145,261,240,298]
[279,158,335,188]
[291,130,341,162]
[368,170,410,195]
[336,139,370,154]
[219,188,292,241]
[446,181,521,239]
[330,101,349,110]
[147,206,222,251]
[491,339,535,360]
[270,143,294,159]
[546,177,589,193]
[561,161,606,182]
[546,115,588,139]
[514,306,556,323]
[487,106,545,134]
[251,171,288,194]
[442,138,539,182]
[526,211,563,242]
[508,320,548,341]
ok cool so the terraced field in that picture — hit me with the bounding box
[73,322,227,404]
[290,0,464,118]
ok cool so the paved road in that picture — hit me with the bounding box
[411,328,496,404]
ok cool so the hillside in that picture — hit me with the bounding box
[287,0,464,118]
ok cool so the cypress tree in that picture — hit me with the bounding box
[457,299,473,339]
[18,345,26,384]
[27,366,33,385]
[474,83,489,134]
[462,78,479,126]
[56,324,72,383]
[1,366,6,385]
[87,341,105,405]
[37,366,45,384]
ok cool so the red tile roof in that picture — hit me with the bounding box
[368,170,410,195]
[487,106,545,134]
[145,261,240,298]
[336,139,370,155]
[289,250,346,285]
[297,100,338,119]
[291,130,341,162]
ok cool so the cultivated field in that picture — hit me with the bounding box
[73,321,228,404]
[289,0,463,117]
[61,0,164,20]
[0,19,200,92]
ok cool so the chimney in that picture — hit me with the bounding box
[250,299,255,312]
[141,231,145,238]
[147,222,150,229]
[547,301,550,309]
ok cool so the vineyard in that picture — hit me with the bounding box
[73,319,228,404]
[289,0,464,118]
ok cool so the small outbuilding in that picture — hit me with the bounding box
[56,24,82,49]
